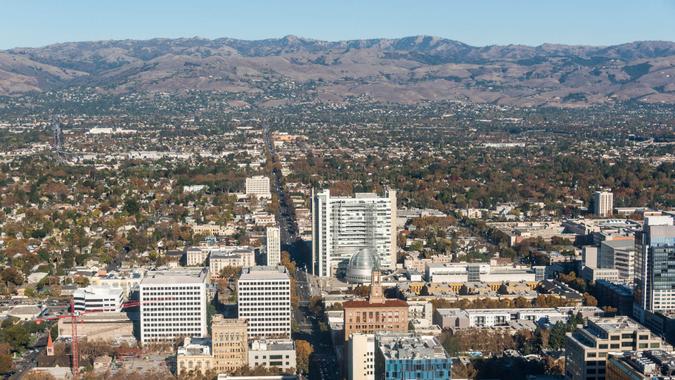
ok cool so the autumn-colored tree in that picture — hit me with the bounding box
[295,339,314,374]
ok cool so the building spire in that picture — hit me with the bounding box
[369,270,384,304]
[47,332,54,357]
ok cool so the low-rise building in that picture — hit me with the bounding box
[564,317,665,380]
[606,350,675,380]
[581,266,621,283]
[248,340,296,372]
[177,337,214,376]
[434,307,603,330]
[73,285,124,312]
[375,332,452,380]
[58,312,134,342]
[209,247,256,278]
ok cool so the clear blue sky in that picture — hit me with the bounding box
[1,0,674,49]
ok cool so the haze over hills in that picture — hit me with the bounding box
[1,35,674,106]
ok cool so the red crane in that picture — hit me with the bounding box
[36,298,151,379]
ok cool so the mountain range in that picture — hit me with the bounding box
[1,35,674,106]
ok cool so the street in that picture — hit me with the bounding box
[264,126,338,380]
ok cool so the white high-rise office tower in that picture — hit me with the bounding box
[635,215,675,319]
[139,268,208,344]
[245,176,272,199]
[237,266,291,339]
[311,189,397,278]
[593,190,614,217]
[266,226,281,265]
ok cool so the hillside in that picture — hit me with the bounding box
[1,36,675,106]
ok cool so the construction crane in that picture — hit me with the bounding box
[35,297,166,379]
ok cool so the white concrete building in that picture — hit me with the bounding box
[593,191,614,217]
[247,340,296,371]
[209,247,256,278]
[348,333,375,380]
[246,176,271,199]
[73,285,124,312]
[424,262,541,283]
[266,226,281,266]
[312,189,397,277]
[139,268,208,344]
[237,266,291,339]
[186,246,211,266]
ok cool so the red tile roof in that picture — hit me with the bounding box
[343,299,408,308]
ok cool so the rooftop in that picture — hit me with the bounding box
[74,285,123,298]
[141,268,208,285]
[377,333,450,361]
[239,266,289,281]
[343,299,408,309]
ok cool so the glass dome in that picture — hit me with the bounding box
[345,247,380,284]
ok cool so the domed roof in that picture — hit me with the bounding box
[346,248,380,284]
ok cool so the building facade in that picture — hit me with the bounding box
[593,191,614,217]
[73,285,124,312]
[312,189,397,277]
[343,271,408,341]
[212,316,249,373]
[635,216,675,317]
[237,266,291,339]
[375,333,452,380]
[266,226,281,266]
[599,239,636,282]
[248,340,296,372]
[140,268,208,344]
[564,317,664,380]
[246,176,271,199]
[209,247,256,278]
[348,333,375,380]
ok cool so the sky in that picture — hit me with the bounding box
[1,0,674,49]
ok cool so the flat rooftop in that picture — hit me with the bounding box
[377,333,450,361]
[239,266,289,281]
[141,268,208,285]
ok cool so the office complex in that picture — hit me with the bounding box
[212,316,249,373]
[593,191,614,217]
[73,285,124,312]
[635,216,675,316]
[140,268,209,344]
[237,266,291,339]
[564,317,663,380]
[343,271,408,341]
[312,189,397,277]
[266,226,281,266]
[348,333,375,380]
[246,176,271,199]
[375,333,452,380]
[598,239,636,281]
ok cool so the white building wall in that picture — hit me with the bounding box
[246,176,271,199]
[266,226,281,266]
[312,189,396,277]
[140,272,208,344]
[348,333,375,380]
[237,267,291,339]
